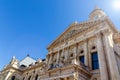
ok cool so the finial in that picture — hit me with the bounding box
[74,20,78,24]
[12,56,16,59]
[27,54,30,57]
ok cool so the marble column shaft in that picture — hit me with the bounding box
[96,32,108,80]
[56,48,60,64]
[74,44,77,58]
[5,71,12,80]
[49,54,53,64]
[84,40,89,66]
[65,47,69,61]
[102,29,120,80]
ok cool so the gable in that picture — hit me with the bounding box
[47,17,118,50]
[47,22,77,49]
[19,56,36,67]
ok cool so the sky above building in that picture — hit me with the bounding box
[0,0,120,70]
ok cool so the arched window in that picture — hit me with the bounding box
[35,75,38,80]
[11,76,15,80]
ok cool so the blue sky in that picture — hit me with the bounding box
[0,0,120,70]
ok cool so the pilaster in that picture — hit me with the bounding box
[65,46,69,61]
[5,70,12,80]
[56,47,60,64]
[84,39,89,66]
[96,32,108,80]
[102,29,120,80]
[49,54,53,64]
[74,43,77,59]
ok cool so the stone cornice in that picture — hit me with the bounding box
[1,62,45,73]
[1,66,22,74]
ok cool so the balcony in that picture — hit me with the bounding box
[39,59,91,80]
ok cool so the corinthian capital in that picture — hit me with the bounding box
[101,29,112,36]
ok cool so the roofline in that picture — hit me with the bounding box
[19,55,37,64]
[106,17,119,33]
[47,22,77,49]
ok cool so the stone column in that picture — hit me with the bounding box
[102,29,120,80]
[72,43,78,65]
[96,32,108,80]
[56,48,60,64]
[65,47,69,61]
[49,54,53,64]
[84,40,89,66]
[5,70,12,80]
[74,43,77,58]
[62,46,65,58]
[31,73,34,80]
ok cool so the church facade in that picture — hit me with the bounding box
[0,8,120,80]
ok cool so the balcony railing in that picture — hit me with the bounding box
[48,58,90,72]
[40,59,91,80]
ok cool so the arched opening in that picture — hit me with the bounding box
[11,76,15,80]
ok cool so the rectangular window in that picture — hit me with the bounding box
[91,52,99,70]
[79,56,84,64]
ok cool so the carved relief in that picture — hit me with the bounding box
[88,39,97,52]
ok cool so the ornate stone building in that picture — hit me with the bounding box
[0,7,120,80]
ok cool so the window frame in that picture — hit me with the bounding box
[91,52,99,70]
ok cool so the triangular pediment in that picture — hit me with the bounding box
[47,19,101,49]
[47,22,78,48]
[47,11,118,49]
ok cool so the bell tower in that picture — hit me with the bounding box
[89,6,107,20]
